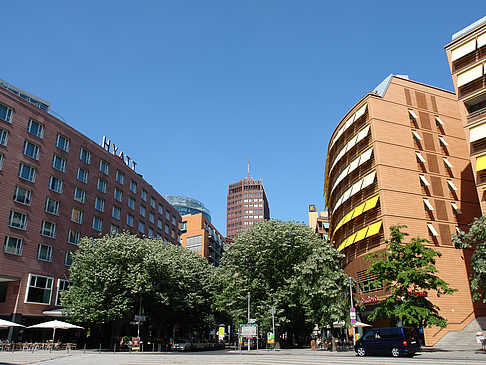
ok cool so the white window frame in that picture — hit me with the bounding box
[127,214,134,227]
[41,220,56,238]
[3,235,23,255]
[92,216,103,231]
[48,176,63,193]
[95,197,105,212]
[52,154,66,172]
[116,170,124,185]
[71,208,84,224]
[0,128,8,146]
[25,273,53,305]
[22,140,40,160]
[37,244,53,262]
[64,251,73,266]
[9,210,27,230]
[112,206,121,220]
[97,178,107,193]
[27,119,45,139]
[73,187,86,203]
[99,159,109,175]
[56,279,71,306]
[13,186,32,205]
[79,148,91,164]
[18,162,36,182]
[0,103,13,123]
[56,134,70,152]
[45,197,60,215]
[68,229,81,244]
[77,167,89,183]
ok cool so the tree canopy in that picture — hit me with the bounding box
[452,216,486,303]
[366,225,456,328]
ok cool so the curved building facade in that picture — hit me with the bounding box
[163,195,211,221]
[325,74,485,345]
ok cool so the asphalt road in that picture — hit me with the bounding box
[0,348,485,365]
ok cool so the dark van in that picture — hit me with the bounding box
[355,327,420,357]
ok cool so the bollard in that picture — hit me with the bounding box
[84,343,86,354]
[99,343,101,353]
[114,343,116,353]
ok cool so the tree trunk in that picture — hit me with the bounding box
[330,324,336,352]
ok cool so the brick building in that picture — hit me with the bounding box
[226,177,270,239]
[324,74,486,345]
[0,80,181,336]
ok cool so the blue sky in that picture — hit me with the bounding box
[2,1,485,234]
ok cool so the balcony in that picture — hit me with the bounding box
[458,75,486,99]
[467,106,486,123]
[452,46,486,74]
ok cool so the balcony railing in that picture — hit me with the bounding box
[467,106,486,122]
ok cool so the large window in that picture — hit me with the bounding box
[3,236,23,255]
[73,187,86,203]
[77,167,88,183]
[79,148,91,164]
[45,197,60,215]
[158,204,163,215]
[149,212,155,224]
[41,221,56,238]
[65,251,73,266]
[9,210,27,229]
[18,162,36,182]
[110,224,119,235]
[0,153,3,170]
[97,178,107,193]
[71,208,83,224]
[13,186,32,205]
[128,197,135,210]
[138,221,145,234]
[92,216,103,231]
[112,206,121,220]
[25,274,53,304]
[22,140,40,160]
[48,176,63,193]
[130,180,137,194]
[186,235,202,253]
[37,244,53,262]
[99,159,109,175]
[148,227,153,238]
[0,128,8,145]
[52,155,66,172]
[141,189,147,202]
[68,229,80,244]
[116,170,124,185]
[127,214,134,227]
[95,197,105,212]
[165,211,170,220]
[56,279,70,306]
[27,119,44,139]
[150,197,156,209]
[114,188,123,202]
[140,205,146,217]
[0,103,13,123]
[165,224,169,234]
[157,218,163,229]
[56,134,70,152]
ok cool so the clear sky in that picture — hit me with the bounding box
[2,1,485,234]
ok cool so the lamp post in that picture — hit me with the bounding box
[348,277,356,345]
[247,291,251,351]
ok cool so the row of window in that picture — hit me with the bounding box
[3,235,72,265]
[23,273,70,306]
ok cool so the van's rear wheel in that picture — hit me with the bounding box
[356,347,366,357]
[391,347,400,357]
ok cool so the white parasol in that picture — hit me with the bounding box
[27,319,84,342]
[0,318,24,328]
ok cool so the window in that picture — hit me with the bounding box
[128,197,135,210]
[56,279,70,306]
[165,224,169,234]
[37,244,53,262]
[141,189,147,201]
[110,224,119,234]
[52,154,66,172]
[97,178,107,193]
[27,119,44,138]
[73,187,86,203]
[147,227,153,238]
[18,162,36,182]
[13,186,32,205]
[68,229,80,244]
[127,214,134,227]
[172,216,176,225]
[156,233,161,240]
[157,218,163,229]
[114,188,123,202]
[71,208,83,224]
[3,236,23,255]
[56,134,70,151]
[95,197,105,212]
[22,140,40,160]
[140,205,146,217]
[79,148,91,164]
[112,206,121,220]
[99,159,109,175]
[150,197,156,209]
[139,221,145,234]
[149,212,155,224]
[45,197,60,215]
[48,176,63,193]
[41,221,56,238]
[158,204,163,215]
[116,170,124,185]
[65,251,73,266]
[25,274,53,304]
[0,128,8,145]
[0,103,13,123]
[166,211,170,220]
[130,180,137,193]
[186,235,202,252]
[77,167,88,183]
[9,210,27,229]
[0,153,3,169]
[92,216,103,231]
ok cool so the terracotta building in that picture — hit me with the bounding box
[0,80,181,336]
[324,74,486,345]
[307,205,329,240]
[444,16,486,214]
[226,177,270,239]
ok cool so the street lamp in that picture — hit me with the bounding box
[348,277,356,346]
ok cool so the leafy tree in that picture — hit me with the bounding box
[366,225,456,329]
[62,232,214,345]
[452,216,486,303]
[213,220,347,346]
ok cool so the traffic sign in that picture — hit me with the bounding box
[350,312,356,320]
[135,315,146,321]
[350,307,355,312]
[351,319,357,326]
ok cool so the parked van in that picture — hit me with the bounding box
[354,327,420,357]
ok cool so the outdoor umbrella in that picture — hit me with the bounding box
[0,318,24,328]
[27,319,83,342]
[353,321,371,328]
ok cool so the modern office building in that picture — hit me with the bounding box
[163,195,212,221]
[180,213,226,266]
[226,177,270,239]
[0,80,181,335]
[324,74,485,345]
[444,16,486,214]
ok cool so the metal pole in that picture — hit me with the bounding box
[247,291,250,351]
[271,307,275,352]
[138,297,142,338]
[349,277,356,346]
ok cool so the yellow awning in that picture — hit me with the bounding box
[476,155,486,172]
[352,201,366,218]
[337,237,348,251]
[365,221,383,238]
[345,233,357,249]
[354,226,369,243]
[363,195,379,212]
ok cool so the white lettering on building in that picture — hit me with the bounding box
[102,136,137,171]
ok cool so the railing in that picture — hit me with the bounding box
[467,106,486,122]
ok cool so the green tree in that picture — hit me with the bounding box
[213,220,347,346]
[452,216,486,303]
[62,232,214,345]
[366,225,456,329]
